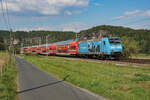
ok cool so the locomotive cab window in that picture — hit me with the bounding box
[109,38,121,44]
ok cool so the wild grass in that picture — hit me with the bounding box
[0,52,10,67]
[0,52,17,100]
[132,54,150,59]
[22,55,150,100]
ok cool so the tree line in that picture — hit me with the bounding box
[0,25,150,57]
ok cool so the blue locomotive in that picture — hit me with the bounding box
[78,37,123,59]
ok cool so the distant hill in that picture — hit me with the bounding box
[79,25,150,40]
[0,25,150,54]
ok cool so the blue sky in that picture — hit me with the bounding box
[0,0,150,32]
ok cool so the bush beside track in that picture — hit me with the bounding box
[22,55,150,100]
[0,52,17,100]
[132,54,150,59]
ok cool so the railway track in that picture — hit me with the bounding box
[54,55,150,65]
[119,58,150,64]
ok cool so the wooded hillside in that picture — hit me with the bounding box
[0,25,150,55]
[79,25,150,54]
[0,30,76,46]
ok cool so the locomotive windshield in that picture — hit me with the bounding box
[109,38,121,44]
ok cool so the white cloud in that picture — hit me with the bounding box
[113,10,141,20]
[0,0,90,15]
[113,9,150,20]
[64,10,82,15]
[142,10,150,16]
[7,3,21,12]
[65,10,72,15]
[60,22,89,32]
[124,10,141,16]
[94,3,101,6]
[15,22,89,32]
[114,16,126,20]
[15,26,58,32]
[73,10,82,14]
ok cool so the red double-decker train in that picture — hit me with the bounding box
[22,40,79,56]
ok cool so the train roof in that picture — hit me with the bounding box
[55,39,78,46]
[22,39,78,48]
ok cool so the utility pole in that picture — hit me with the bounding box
[76,33,77,39]
[9,29,14,57]
[39,37,42,46]
[30,38,32,46]
[9,28,14,63]
[46,35,49,56]
[4,38,8,53]
[21,42,24,54]
[76,33,80,40]
[0,0,14,64]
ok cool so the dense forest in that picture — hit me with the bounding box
[0,30,76,46]
[0,25,150,56]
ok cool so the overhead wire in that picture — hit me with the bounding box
[0,0,9,29]
[0,0,14,59]
[0,0,12,31]
[3,0,11,30]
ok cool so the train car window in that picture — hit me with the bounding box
[67,44,69,49]
[71,45,76,50]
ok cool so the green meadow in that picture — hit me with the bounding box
[0,52,17,100]
[22,55,150,100]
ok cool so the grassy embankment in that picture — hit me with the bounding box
[0,52,17,100]
[22,55,150,100]
[132,54,150,59]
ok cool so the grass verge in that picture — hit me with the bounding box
[0,52,17,100]
[0,52,10,66]
[22,55,150,100]
[132,54,150,59]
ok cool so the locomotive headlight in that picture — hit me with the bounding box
[111,46,122,49]
[117,46,122,49]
